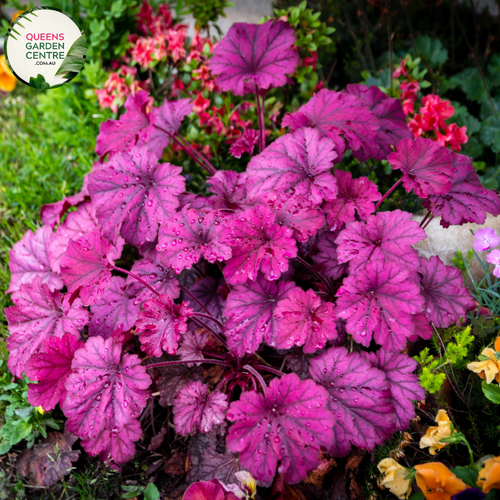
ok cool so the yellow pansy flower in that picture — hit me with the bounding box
[420,410,455,455]
[377,458,412,499]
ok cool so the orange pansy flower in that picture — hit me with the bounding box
[0,55,16,93]
[415,462,466,500]
[477,456,500,493]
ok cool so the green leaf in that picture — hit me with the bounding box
[482,380,500,404]
[415,35,448,66]
[29,74,50,89]
[448,68,490,103]
[144,483,160,500]
[481,116,500,154]
[450,466,478,487]
[55,34,87,77]
[409,493,425,500]
[451,102,482,135]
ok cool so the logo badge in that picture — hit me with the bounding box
[4,7,86,89]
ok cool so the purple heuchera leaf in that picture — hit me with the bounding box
[418,256,475,328]
[336,260,425,351]
[362,350,424,431]
[246,128,338,205]
[274,288,337,353]
[312,230,348,280]
[229,129,259,158]
[60,228,114,306]
[226,373,334,485]
[158,364,204,407]
[344,84,413,160]
[178,192,216,211]
[220,204,298,284]
[25,334,84,411]
[125,258,180,304]
[422,153,500,228]
[147,98,193,156]
[5,277,89,378]
[88,145,185,247]
[262,192,325,242]
[40,175,89,228]
[335,210,426,272]
[282,89,380,161]
[178,330,207,365]
[387,137,456,198]
[90,276,141,339]
[188,277,226,323]
[173,381,228,435]
[224,274,295,356]
[95,90,152,158]
[135,294,193,357]
[309,346,395,457]
[81,419,142,465]
[8,226,63,294]
[207,170,254,211]
[63,336,151,456]
[209,20,299,96]
[48,201,124,274]
[323,171,381,230]
[157,208,232,273]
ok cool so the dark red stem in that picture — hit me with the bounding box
[190,316,228,349]
[422,215,435,230]
[243,364,267,394]
[174,132,217,175]
[254,364,285,376]
[192,312,224,331]
[112,266,160,297]
[419,210,432,228]
[375,177,403,209]
[146,359,229,369]
[255,85,266,152]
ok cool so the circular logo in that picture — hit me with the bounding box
[4,7,86,89]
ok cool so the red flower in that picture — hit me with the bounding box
[193,92,210,113]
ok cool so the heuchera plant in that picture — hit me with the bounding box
[6,19,500,490]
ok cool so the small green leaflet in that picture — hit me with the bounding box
[55,34,87,77]
[29,74,50,90]
[144,483,160,500]
[482,380,500,404]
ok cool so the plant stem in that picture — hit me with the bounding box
[357,0,376,72]
[155,125,216,175]
[375,177,402,209]
[192,312,224,331]
[179,282,212,317]
[112,266,160,297]
[340,0,368,71]
[255,364,285,376]
[422,215,434,231]
[146,359,229,369]
[243,364,267,394]
[296,256,333,294]
[385,0,394,93]
[174,132,217,174]
[191,316,228,349]
[400,0,418,58]
[450,0,497,116]
[419,210,432,228]
[255,86,266,152]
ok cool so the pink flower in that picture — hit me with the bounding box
[403,99,414,116]
[487,249,500,278]
[474,228,500,252]
[166,26,187,61]
[193,92,210,113]
[303,51,318,69]
[183,479,242,500]
[393,58,409,79]
[95,88,116,112]
[420,94,454,130]
[437,123,468,152]
[400,81,420,102]
[130,37,156,68]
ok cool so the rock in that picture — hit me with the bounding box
[414,214,500,288]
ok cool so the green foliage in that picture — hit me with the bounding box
[55,34,87,78]
[28,74,50,90]
[415,326,474,394]
[415,35,448,67]
[183,0,233,33]
[122,482,160,499]
[0,360,61,454]
[482,381,500,405]
[451,465,478,487]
